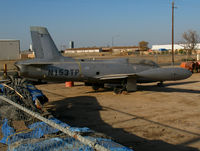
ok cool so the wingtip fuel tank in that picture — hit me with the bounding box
[137,67,192,81]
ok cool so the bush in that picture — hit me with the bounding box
[181,58,195,61]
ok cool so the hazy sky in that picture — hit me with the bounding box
[0,0,199,50]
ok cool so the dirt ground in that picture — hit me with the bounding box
[21,73,199,151]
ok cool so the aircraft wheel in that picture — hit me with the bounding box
[157,82,164,87]
[92,85,100,91]
[113,87,123,94]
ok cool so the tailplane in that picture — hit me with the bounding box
[30,26,62,59]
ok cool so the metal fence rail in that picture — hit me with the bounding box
[0,95,110,151]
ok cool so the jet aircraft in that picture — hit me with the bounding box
[15,26,192,93]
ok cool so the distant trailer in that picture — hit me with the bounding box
[159,48,168,51]
[0,40,20,60]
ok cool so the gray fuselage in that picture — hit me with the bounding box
[15,58,159,84]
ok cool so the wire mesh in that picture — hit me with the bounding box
[0,81,133,151]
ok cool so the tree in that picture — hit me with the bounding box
[138,41,149,51]
[181,30,200,55]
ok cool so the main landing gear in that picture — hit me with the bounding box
[157,81,164,87]
[90,78,136,94]
[113,87,125,94]
[91,83,126,94]
[91,84,104,91]
[92,85,100,91]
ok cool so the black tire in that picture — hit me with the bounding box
[114,87,122,94]
[157,82,164,87]
[92,85,100,91]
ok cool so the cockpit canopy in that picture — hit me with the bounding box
[128,59,159,67]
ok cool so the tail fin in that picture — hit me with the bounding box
[30,26,62,59]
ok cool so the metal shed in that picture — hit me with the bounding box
[0,40,20,60]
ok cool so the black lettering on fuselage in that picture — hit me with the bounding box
[55,69,58,76]
[64,69,69,76]
[48,68,79,77]
[59,69,64,76]
[48,69,54,76]
[75,69,79,76]
[70,69,74,76]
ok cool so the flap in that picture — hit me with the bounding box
[97,73,137,80]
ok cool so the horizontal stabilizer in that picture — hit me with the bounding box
[18,62,52,65]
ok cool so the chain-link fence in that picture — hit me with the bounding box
[0,78,133,151]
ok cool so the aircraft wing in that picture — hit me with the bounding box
[96,68,168,80]
[97,67,192,81]
[97,73,137,80]
[18,62,53,65]
[15,62,53,68]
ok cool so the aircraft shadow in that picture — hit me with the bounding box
[86,88,113,94]
[163,81,200,87]
[86,81,200,94]
[46,96,198,151]
[138,85,200,94]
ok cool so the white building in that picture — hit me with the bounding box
[151,43,200,51]
[64,46,139,54]
[111,46,139,53]
[0,40,20,60]
[64,47,102,53]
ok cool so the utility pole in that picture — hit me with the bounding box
[172,1,175,65]
[112,36,114,47]
[111,35,120,47]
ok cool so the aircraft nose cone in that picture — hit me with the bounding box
[184,69,192,78]
[173,68,192,80]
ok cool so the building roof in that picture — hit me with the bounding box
[111,46,138,49]
[66,47,101,50]
[66,46,138,51]
[0,39,20,42]
[152,43,200,50]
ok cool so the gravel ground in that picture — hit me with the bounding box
[32,73,199,151]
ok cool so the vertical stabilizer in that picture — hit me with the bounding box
[30,26,62,59]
